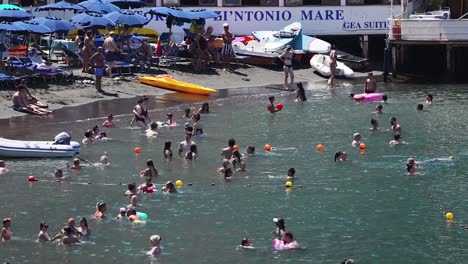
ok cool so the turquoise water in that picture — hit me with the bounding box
[1,82,468,263]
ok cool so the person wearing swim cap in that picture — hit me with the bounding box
[352,133,362,147]
[148,234,162,255]
[94,202,107,219]
[117,207,127,219]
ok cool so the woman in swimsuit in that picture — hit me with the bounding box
[192,113,203,137]
[140,159,159,180]
[38,222,50,242]
[1,217,12,240]
[77,217,90,237]
[82,30,95,73]
[280,45,294,90]
[94,202,107,219]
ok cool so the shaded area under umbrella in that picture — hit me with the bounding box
[35,0,85,12]
[78,0,121,14]
[104,10,149,27]
[71,12,116,29]
[107,0,145,9]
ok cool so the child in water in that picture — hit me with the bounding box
[164,141,173,158]
[185,144,197,160]
[102,114,114,127]
[371,119,379,131]
[352,133,362,147]
[287,168,296,179]
[426,94,433,104]
[334,151,347,162]
[67,158,81,170]
[164,113,174,126]
[389,134,406,145]
[100,152,109,165]
[240,238,254,249]
[406,158,419,175]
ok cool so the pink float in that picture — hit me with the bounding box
[353,93,384,101]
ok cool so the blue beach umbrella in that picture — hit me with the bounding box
[31,16,75,33]
[0,21,24,32]
[104,11,149,27]
[78,0,121,14]
[13,21,52,34]
[35,1,85,12]
[106,0,145,9]
[188,9,220,20]
[146,7,195,23]
[0,4,25,11]
[71,12,116,29]
[0,8,33,22]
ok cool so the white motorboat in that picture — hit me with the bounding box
[310,54,354,78]
[0,137,80,158]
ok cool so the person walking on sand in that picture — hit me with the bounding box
[365,72,377,93]
[329,44,337,86]
[221,23,234,71]
[280,45,294,90]
[103,32,121,77]
[90,47,106,93]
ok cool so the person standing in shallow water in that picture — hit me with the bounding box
[267,96,280,113]
[365,72,377,93]
[280,45,294,90]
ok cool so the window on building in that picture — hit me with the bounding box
[199,0,218,5]
[285,0,303,6]
[142,0,157,6]
[55,0,80,3]
[303,0,321,5]
[242,0,259,5]
[181,0,197,6]
[322,0,340,5]
[16,0,47,6]
[260,0,279,5]
[162,0,181,6]
[223,0,242,6]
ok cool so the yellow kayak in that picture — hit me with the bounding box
[138,76,217,96]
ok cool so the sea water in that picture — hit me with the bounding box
[1,82,468,263]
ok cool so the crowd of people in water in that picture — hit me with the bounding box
[1,73,447,262]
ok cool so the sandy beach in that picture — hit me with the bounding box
[0,61,377,120]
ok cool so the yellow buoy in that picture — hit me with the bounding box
[175,180,183,187]
[285,181,293,188]
[446,212,454,220]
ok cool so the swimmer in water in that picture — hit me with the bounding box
[352,133,362,147]
[77,217,90,237]
[221,138,236,160]
[267,96,280,113]
[140,159,158,180]
[217,160,230,173]
[0,160,9,174]
[246,145,255,155]
[100,152,109,165]
[147,235,162,255]
[381,95,388,103]
[406,158,419,175]
[125,183,137,196]
[162,181,177,193]
[55,168,66,180]
[51,218,80,241]
[126,208,141,222]
[185,144,198,160]
[92,125,100,137]
[117,208,126,219]
[82,130,93,144]
[426,94,433,104]
[230,150,243,168]
[163,141,173,158]
[287,168,296,179]
[417,104,423,111]
[192,113,203,138]
[1,218,12,240]
[371,119,379,131]
[273,218,286,237]
[61,226,80,245]
[196,102,210,114]
[375,104,383,114]
[183,108,191,119]
[145,122,158,138]
[94,202,107,219]
[67,158,81,170]
[95,131,111,142]
[127,195,141,209]
[389,133,406,145]
[179,133,196,156]
[38,222,50,242]
[102,113,114,128]
[224,168,233,180]
[240,238,254,249]
[164,112,174,126]
[334,151,347,162]
[282,231,300,250]
[390,117,402,134]
[139,177,155,193]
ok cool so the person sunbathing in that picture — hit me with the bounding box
[12,85,51,115]
[18,79,48,108]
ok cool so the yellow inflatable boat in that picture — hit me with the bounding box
[138,76,217,96]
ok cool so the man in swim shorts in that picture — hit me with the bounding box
[90,47,106,93]
[12,86,50,115]
[103,32,121,77]
[365,72,377,93]
[221,23,234,71]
